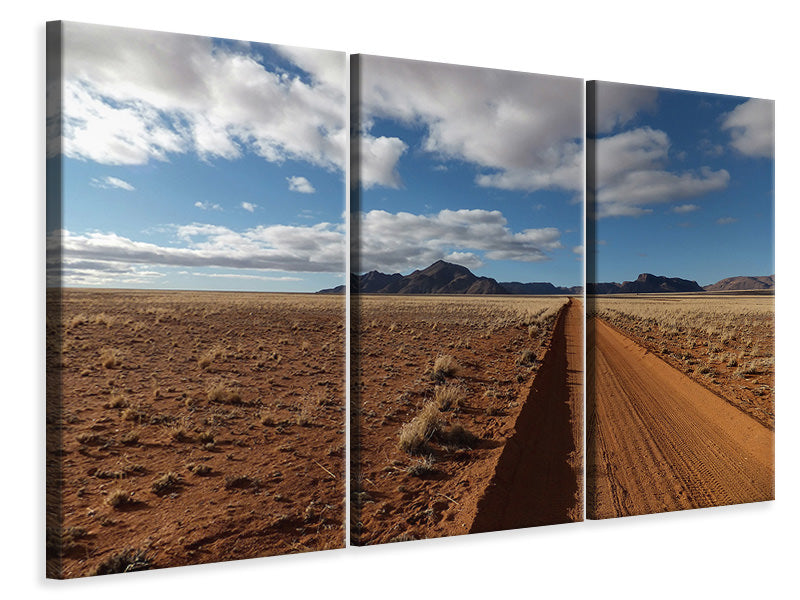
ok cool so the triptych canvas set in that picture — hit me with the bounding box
[46,21,774,578]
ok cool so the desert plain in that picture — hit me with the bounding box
[46,289,345,578]
[352,294,583,544]
[588,293,775,519]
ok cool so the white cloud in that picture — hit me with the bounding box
[56,23,345,170]
[359,208,562,272]
[47,258,165,287]
[51,221,344,275]
[591,82,658,133]
[273,45,346,90]
[722,98,775,158]
[241,202,256,212]
[594,127,729,217]
[717,216,738,225]
[89,176,135,191]
[672,204,699,213]
[357,135,407,189]
[194,201,222,211]
[189,272,302,282]
[286,176,316,194]
[358,56,582,192]
[572,245,584,255]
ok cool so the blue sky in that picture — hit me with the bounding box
[356,57,583,287]
[590,83,774,286]
[47,22,346,292]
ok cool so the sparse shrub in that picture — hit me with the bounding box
[106,394,128,409]
[151,472,181,495]
[434,384,465,411]
[198,431,214,444]
[516,349,536,366]
[398,402,442,454]
[432,355,459,380]
[406,455,437,477]
[106,489,134,508]
[91,548,151,576]
[186,463,212,476]
[207,383,242,404]
[100,347,121,369]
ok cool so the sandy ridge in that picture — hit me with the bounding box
[468,298,583,532]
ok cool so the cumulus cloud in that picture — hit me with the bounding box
[357,135,408,189]
[717,216,738,225]
[56,23,345,170]
[671,204,699,213]
[590,82,658,133]
[722,98,775,158]
[49,220,344,281]
[594,127,729,217]
[286,176,316,194]
[90,176,135,191]
[273,45,346,90]
[241,202,256,212]
[357,56,582,193]
[359,208,562,272]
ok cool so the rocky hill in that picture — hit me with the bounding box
[588,273,704,294]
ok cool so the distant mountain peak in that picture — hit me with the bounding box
[316,261,580,295]
[588,273,703,294]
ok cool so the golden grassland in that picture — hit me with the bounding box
[590,294,774,427]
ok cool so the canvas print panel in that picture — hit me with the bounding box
[351,56,584,544]
[586,81,775,519]
[45,22,346,578]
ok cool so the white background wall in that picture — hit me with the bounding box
[2,1,796,597]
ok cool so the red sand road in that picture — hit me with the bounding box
[588,317,774,519]
[469,297,583,532]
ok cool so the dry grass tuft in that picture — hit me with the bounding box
[106,489,134,508]
[105,393,128,409]
[91,548,151,576]
[516,349,537,366]
[433,384,465,411]
[432,354,459,380]
[186,463,212,476]
[398,402,442,455]
[151,472,181,495]
[406,455,437,477]
[100,347,122,369]
[207,383,242,404]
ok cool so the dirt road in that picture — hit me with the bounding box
[588,317,774,519]
[469,297,583,532]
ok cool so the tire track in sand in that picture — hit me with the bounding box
[587,317,774,519]
[469,297,583,533]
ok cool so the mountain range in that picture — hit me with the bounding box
[318,262,774,295]
[587,273,775,294]
[317,260,581,294]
